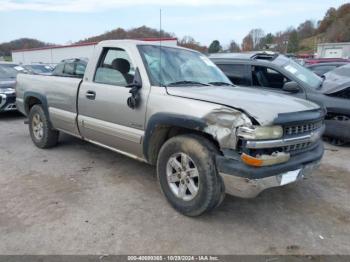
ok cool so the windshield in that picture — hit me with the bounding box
[138,45,231,86]
[26,65,53,74]
[0,64,19,79]
[283,59,322,89]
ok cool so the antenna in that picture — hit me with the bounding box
[159,8,163,87]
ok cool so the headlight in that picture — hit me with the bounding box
[237,125,283,140]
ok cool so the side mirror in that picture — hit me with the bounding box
[126,68,142,89]
[283,81,300,93]
[126,68,142,109]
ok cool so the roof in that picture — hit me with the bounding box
[317,42,350,47]
[12,37,178,53]
[0,62,18,65]
[209,51,279,61]
[306,62,349,67]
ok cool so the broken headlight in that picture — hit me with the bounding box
[237,125,283,140]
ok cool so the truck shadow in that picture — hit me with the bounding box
[56,132,350,232]
[0,111,25,121]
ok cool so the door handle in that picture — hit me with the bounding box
[86,91,96,100]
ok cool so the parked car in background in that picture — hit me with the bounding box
[322,63,350,97]
[210,52,350,145]
[16,40,324,216]
[306,62,349,77]
[0,62,19,112]
[23,64,54,75]
[304,58,350,65]
[52,58,87,78]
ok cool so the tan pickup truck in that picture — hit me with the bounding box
[16,40,325,216]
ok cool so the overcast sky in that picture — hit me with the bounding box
[0,0,347,47]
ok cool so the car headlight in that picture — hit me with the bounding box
[237,125,283,140]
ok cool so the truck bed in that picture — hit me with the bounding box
[16,73,82,136]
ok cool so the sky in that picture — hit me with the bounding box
[0,0,348,47]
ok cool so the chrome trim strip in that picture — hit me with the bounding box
[246,126,324,149]
[79,115,143,144]
[85,138,146,162]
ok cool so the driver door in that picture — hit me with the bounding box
[77,47,149,158]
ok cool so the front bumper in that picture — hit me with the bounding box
[0,93,17,112]
[217,142,324,198]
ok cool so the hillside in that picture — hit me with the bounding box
[0,38,53,57]
[77,26,174,43]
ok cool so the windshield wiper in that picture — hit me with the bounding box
[166,80,209,87]
[208,81,234,86]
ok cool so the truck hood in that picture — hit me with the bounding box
[0,78,16,89]
[320,74,350,94]
[166,85,319,125]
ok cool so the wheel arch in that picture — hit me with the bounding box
[143,113,221,165]
[24,92,52,125]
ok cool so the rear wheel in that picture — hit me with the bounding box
[157,134,224,216]
[28,105,59,148]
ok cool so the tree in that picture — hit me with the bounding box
[287,30,299,53]
[208,40,222,53]
[318,7,337,33]
[249,29,265,50]
[241,34,253,51]
[274,31,290,53]
[178,36,208,53]
[259,33,274,49]
[297,20,316,39]
[228,40,240,52]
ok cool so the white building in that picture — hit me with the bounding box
[316,42,350,59]
[12,38,178,65]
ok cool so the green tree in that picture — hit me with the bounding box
[228,40,240,52]
[287,30,299,53]
[208,40,222,53]
[259,33,274,49]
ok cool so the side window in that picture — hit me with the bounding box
[75,62,86,77]
[94,48,135,86]
[252,66,289,89]
[53,63,64,76]
[217,64,250,86]
[63,63,75,75]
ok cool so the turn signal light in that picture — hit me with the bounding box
[241,152,290,167]
[241,153,263,167]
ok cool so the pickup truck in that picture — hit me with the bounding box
[16,40,325,216]
[0,62,19,112]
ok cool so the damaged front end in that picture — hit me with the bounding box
[202,107,325,198]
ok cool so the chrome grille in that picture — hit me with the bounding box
[284,121,323,136]
[283,142,312,153]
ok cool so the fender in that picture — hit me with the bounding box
[143,113,208,163]
[23,91,52,123]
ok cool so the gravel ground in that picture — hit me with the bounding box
[0,112,349,255]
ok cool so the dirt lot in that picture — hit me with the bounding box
[0,112,349,255]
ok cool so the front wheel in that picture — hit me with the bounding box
[28,104,59,148]
[328,115,350,146]
[157,134,224,216]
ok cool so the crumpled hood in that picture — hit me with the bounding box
[320,73,350,94]
[166,85,319,125]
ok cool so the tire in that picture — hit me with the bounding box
[157,134,224,216]
[28,104,59,148]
